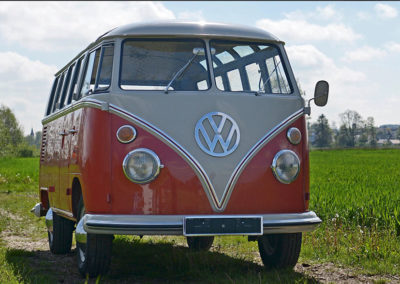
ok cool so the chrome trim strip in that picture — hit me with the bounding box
[42,99,103,125]
[40,187,48,191]
[83,211,321,235]
[51,207,75,220]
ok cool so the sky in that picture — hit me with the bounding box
[0,1,399,134]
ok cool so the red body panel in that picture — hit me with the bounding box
[40,106,308,216]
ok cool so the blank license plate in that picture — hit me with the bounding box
[184,217,263,236]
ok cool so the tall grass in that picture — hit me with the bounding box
[309,149,400,234]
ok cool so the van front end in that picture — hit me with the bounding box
[76,100,321,237]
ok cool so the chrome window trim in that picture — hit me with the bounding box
[122,148,162,184]
[116,125,137,144]
[271,149,301,184]
[287,127,301,145]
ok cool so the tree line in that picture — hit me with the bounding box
[309,110,400,148]
[0,105,41,157]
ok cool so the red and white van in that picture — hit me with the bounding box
[32,21,328,277]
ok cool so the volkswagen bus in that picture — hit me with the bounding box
[32,21,329,277]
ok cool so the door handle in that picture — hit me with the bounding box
[58,131,67,136]
[68,129,78,134]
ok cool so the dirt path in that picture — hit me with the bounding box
[1,231,399,284]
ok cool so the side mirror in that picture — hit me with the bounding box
[314,80,329,107]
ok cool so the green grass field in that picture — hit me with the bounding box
[0,150,399,283]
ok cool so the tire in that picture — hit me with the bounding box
[257,233,302,269]
[48,209,74,254]
[76,197,113,278]
[187,236,214,251]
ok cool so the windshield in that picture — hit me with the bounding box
[120,39,210,91]
[210,40,292,94]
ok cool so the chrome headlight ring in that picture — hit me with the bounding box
[122,148,162,184]
[271,149,301,184]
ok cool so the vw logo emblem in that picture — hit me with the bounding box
[195,112,240,157]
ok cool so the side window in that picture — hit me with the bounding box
[80,44,113,96]
[51,73,65,113]
[67,56,83,104]
[96,44,114,90]
[58,64,74,109]
[46,77,59,115]
[80,48,101,97]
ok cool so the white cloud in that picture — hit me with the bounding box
[316,5,342,20]
[256,18,361,43]
[385,42,400,53]
[374,3,398,19]
[284,5,342,21]
[0,52,58,134]
[0,2,175,51]
[356,11,371,21]
[178,10,205,21]
[342,46,387,62]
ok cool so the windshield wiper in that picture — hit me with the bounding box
[164,48,203,94]
[256,60,282,96]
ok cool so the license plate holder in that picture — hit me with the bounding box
[184,216,263,236]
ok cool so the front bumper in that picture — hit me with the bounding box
[81,211,321,236]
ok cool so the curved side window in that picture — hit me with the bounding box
[51,73,65,113]
[80,48,100,97]
[66,56,84,104]
[80,44,114,97]
[46,77,59,116]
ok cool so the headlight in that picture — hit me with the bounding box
[271,150,300,184]
[123,148,162,184]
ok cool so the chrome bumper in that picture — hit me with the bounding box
[81,211,321,236]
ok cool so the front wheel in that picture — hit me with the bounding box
[76,197,113,278]
[186,236,214,251]
[48,209,74,254]
[257,233,302,269]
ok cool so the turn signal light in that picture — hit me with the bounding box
[287,127,301,145]
[116,125,137,144]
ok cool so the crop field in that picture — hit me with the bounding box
[0,149,399,283]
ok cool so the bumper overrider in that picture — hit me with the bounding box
[75,211,321,241]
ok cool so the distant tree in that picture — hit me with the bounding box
[311,114,332,148]
[338,110,364,147]
[0,105,24,156]
[365,117,377,147]
[34,131,42,149]
[337,125,351,147]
